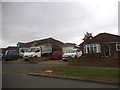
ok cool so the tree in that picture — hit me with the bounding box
[82,32,93,41]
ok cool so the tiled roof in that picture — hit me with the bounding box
[17,37,64,48]
[80,33,120,45]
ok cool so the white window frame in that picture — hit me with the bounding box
[116,43,120,51]
[84,44,101,53]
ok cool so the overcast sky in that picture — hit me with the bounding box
[1,0,119,48]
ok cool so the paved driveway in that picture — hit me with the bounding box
[2,58,68,64]
[38,60,68,64]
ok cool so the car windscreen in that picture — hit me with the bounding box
[29,48,36,52]
[20,48,29,52]
[66,50,77,53]
[7,50,17,55]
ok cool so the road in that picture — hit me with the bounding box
[2,61,118,88]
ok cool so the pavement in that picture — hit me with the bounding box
[2,58,118,70]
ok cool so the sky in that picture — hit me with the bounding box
[1,0,119,48]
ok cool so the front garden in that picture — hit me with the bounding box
[68,57,119,67]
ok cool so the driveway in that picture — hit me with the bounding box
[2,58,68,64]
[2,58,24,63]
[38,60,68,64]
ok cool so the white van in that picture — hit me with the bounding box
[23,47,41,60]
[19,48,29,57]
[62,48,82,61]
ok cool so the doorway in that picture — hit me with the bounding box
[104,44,110,56]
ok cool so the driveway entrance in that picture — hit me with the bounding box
[38,60,68,64]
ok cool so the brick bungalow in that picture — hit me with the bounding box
[79,33,120,58]
[17,37,65,52]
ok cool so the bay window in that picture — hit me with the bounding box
[84,44,101,53]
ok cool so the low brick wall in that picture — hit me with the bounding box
[68,57,119,67]
[29,57,50,64]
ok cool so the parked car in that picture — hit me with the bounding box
[0,53,3,61]
[51,51,62,60]
[62,48,82,61]
[23,47,41,61]
[4,50,19,61]
[19,48,29,58]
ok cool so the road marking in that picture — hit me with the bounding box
[3,72,27,76]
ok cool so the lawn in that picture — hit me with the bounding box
[34,66,119,83]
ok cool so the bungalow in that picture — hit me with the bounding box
[79,33,120,58]
[17,37,65,52]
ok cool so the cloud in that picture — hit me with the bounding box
[2,0,119,48]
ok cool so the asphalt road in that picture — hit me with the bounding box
[2,61,118,88]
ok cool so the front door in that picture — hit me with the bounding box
[104,44,110,56]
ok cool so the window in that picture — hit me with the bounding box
[87,47,90,53]
[84,44,101,53]
[116,43,120,51]
[94,47,97,53]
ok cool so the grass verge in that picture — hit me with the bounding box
[33,66,119,84]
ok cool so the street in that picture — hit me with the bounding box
[2,61,118,88]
